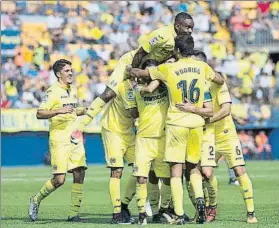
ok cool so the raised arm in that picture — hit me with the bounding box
[212,72,225,85]
[131,47,148,68]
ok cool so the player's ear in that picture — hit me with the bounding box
[56,72,61,78]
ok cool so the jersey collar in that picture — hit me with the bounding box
[56,81,71,90]
[171,25,177,38]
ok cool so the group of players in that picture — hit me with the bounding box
[28,12,258,225]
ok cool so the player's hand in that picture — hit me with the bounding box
[130,68,141,78]
[175,98,195,113]
[70,130,83,145]
[57,105,74,114]
[125,65,132,79]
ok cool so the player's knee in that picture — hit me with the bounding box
[170,163,183,177]
[233,166,246,177]
[202,168,213,181]
[137,176,147,184]
[100,87,116,103]
[148,170,159,184]
[73,167,86,183]
[111,167,123,179]
[52,175,66,187]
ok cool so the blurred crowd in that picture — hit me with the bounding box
[238,130,272,160]
[1,1,279,109]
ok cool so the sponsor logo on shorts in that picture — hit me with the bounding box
[236,157,243,160]
[52,165,57,172]
[133,166,138,173]
[110,158,116,164]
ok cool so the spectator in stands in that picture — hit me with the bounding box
[255,131,272,160]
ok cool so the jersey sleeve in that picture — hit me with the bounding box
[119,82,137,110]
[204,64,216,81]
[138,31,165,54]
[203,82,212,103]
[38,89,56,110]
[148,64,168,82]
[217,83,231,105]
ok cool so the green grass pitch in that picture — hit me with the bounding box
[1,161,279,228]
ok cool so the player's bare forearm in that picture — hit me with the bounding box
[99,87,116,103]
[130,68,150,79]
[37,105,74,119]
[129,107,139,119]
[36,109,59,119]
[190,101,213,117]
[175,100,213,117]
[210,102,231,123]
[140,80,160,95]
[131,47,148,68]
[212,72,225,85]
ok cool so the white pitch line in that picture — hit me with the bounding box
[2,174,278,182]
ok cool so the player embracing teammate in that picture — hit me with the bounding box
[30,11,257,225]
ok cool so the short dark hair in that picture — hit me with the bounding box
[142,59,159,69]
[53,59,72,77]
[175,34,194,57]
[175,12,193,24]
[193,49,207,62]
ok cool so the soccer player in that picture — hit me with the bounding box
[75,12,195,132]
[127,59,172,225]
[28,59,87,222]
[100,78,139,224]
[190,51,258,224]
[129,35,223,224]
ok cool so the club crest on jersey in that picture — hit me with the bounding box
[133,166,138,173]
[149,35,163,45]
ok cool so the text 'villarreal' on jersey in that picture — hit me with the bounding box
[38,82,78,140]
[133,83,169,138]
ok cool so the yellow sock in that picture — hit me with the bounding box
[34,180,56,204]
[109,178,121,213]
[190,173,203,199]
[160,182,171,209]
[171,177,184,216]
[136,183,147,213]
[80,97,106,130]
[147,182,160,214]
[204,176,218,207]
[237,173,254,212]
[122,175,137,205]
[186,181,196,207]
[69,183,83,218]
[203,181,209,207]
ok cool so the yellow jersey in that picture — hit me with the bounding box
[133,83,169,138]
[210,82,238,138]
[148,58,215,128]
[38,82,78,141]
[138,25,177,65]
[101,80,136,134]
